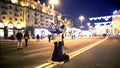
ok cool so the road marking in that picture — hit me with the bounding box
[34,37,108,68]
[35,63,52,68]
[24,47,50,53]
[69,37,108,59]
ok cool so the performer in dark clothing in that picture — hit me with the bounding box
[52,41,63,61]
[51,25,65,62]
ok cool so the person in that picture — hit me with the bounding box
[51,33,63,61]
[61,33,64,46]
[24,31,30,47]
[36,34,40,42]
[48,34,51,42]
[16,30,23,50]
[51,26,65,62]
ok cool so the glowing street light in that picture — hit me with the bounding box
[79,16,84,28]
[11,0,18,3]
[49,0,59,5]
[48,0,60,9]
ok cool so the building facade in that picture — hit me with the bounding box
[94,21,112,35]
[0,0,61,38]
[112,9,120,35]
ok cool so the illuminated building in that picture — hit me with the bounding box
[94,22,112,35]
[112,9,120,35]
[0,0,62,38]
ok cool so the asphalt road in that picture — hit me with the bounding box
[54,37,120,68]
[1,36,120,68]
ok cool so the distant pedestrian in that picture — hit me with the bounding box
[24,31,30,47]
[36,34,40,42]
[48,34,51,42]
[16,30,23,50]
[62,33,64,46]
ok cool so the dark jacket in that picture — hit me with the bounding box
[36,35,40,39]
[16,32,23,40]
[24,33,30,39]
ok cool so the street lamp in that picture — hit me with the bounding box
[48,0,60,10]
[11,0,18,4]
[79,16,84,29]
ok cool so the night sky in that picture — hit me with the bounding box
[40,0,120,28]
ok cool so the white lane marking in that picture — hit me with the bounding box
[24,47,50,53]
[34,37,108,68]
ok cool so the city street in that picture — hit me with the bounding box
[0,0,120,68]
[1,36,120,68]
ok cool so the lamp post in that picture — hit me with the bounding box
[79,16,84,29]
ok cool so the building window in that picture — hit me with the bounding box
[2,16,6,19]
[2,11,7,15]
[1,4,8,9]
[14,7,19,11]
[35,22,38,24]
[9,11,12,14]
[20,8,22,11]
[28,15,30,18]
[46,21,48,23]
[20,13,22,16]
[50,18,53,20]
[41,18,44,22]
[9,6,12,9]
[46,17,49,19]
[9,17,12,20]
[14,13,19,17]
[20,19,22,21]
[15,18,17,21]
[41,23,44,25]
[35,12,37,16]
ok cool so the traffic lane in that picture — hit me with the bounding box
[63,38,103,53]
[55,39,120,68]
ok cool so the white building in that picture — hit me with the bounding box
[94,21,112,35]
